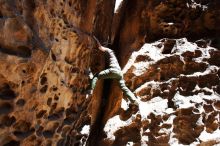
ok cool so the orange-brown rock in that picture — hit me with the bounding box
[99,38,220,146]
[0,0,113,145]
[0,0,220,146]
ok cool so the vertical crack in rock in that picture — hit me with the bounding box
[86,80,112,146]
[0,0,220,146]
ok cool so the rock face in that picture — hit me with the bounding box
[111,0,220,66]
[101,38,220,145]
[0,0,220,146]
[0,0,112,145]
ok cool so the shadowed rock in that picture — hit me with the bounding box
[0,103,13,115]
[0,84,16,100]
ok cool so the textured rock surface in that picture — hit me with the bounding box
[100,38,220,146]
[0,0,112,145]
[112,0,220,66]
[0,0,220,146]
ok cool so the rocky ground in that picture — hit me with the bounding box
[0,0,220,146]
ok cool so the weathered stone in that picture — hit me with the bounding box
[0,0,220,146]
[100,38,220,146]
[208,50,220,66]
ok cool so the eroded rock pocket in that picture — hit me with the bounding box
[0,83,17,100]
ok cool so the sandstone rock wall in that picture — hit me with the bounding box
[0,0,220,146]
[100,38,220,146]
[0,0,113,145]
[111,0,220,66]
